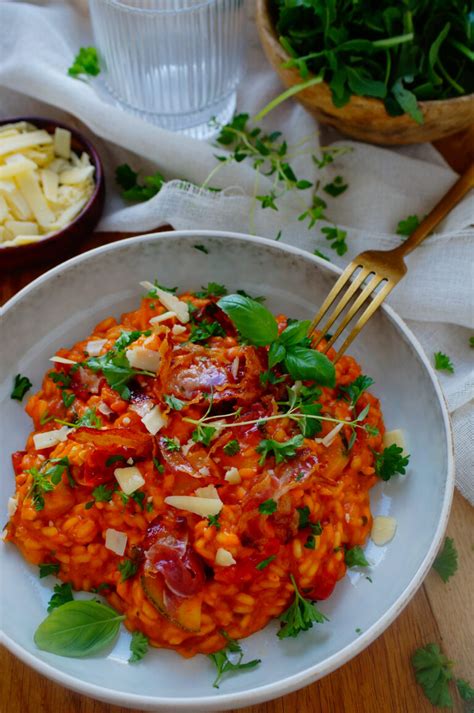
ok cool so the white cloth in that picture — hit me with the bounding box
[1,1,473,502]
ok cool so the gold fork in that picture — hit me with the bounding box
[309,163,474,361]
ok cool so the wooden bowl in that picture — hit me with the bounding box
[0,117,105,271]
[256,0,474,145]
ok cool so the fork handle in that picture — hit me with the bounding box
[393,162,474,257]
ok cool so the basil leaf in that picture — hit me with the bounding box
[217,294,278,346]
[284,346,335,387]
[34,600,125,657]
[268,342,286,368]
[278,320,311,347]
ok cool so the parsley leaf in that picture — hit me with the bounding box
[163,394,186,410]
[68,47,100,78]
[189,320,226,343]
[92,484,114,503]
[47,582,74,612]
[62,390,75,409]
[208,633,261,688]
[339,375,374,406]
[39,563,60,578]
[256,555,276,570]
[432,537,458,583]
[27,458,71,511]
[163,436,181,452]
[48,370,71,388]
[397,215,420,237]
[223,439,240,456]
[207,513,221,530]
[374,444,410,481]
[277,574,328,639]
[129,630,149,663]
[258,498,277,515]
[345,546,369,567]
[75,408,102,428]
[191,425,216,447]
[457,678,474,702]
[105,455,126,467]
[434,351,454,373]
[115,164,165,202]
[412,643,453,708]
[194,282,228,298]
[256,435,304,466]
[323,176,348,197]
[11,373,32,401]
[118,558,139,582]
[469,337,474,349]
[297,506,311,528]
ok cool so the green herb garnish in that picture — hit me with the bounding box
[189,320,226,343]
[277,574,328,639]
[11,373,32,401]
[47,582,74,612]
[340,375,374,406]
[194,282,228,298]
[397,215,420,236]
[115,164,165,202]
[432,537,458,583]
[68,47,100,78]
[256,435,304,466]
[118,559,139,582]
[223,439,240,456]
[258,498,277,515]
[163,394,186,410]
[434,351,454,373]
[207,513,221,530]
[412,643,454,708]
[207,632,261,688]
[194,244,209,254]
[374,444,410,481]
[105,455,126,467]
[345,546,369,568]
[256,555,276,570]
[163,436,181,452]
[39,563,60,579]
[129,630,149,663]
[324,176,348,197]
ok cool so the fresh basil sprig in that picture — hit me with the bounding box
[217,295,335,386]
[34,600,125,657]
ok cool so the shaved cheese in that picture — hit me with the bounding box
[4,188,32,219]
[164,495,222,517]
[16,170,55,227]
[33,425,71,450]
[172,324,186,336]
[371,516,397,546]
[70,151,81,167]
[49,355,77,365]
[126,346,161,373]
[215,548,236,567]
[0,179,16,194]
[316,421,345,447]
[5,220,38,237]
[225,467,241,484]
[97,401,113,416]
[140,282,189,323]
[0,158,36,179]
[0,129,52,157]
[231,357,239,379]
[141,405,167,435]
[53,128,71,159]
[7,496,18,517]
[181,438,195,456]
[0,195,7,222]
[41,169,59,202]
[114,466,145,495]
[383,429,407,454]
[59,165,94,185]
[85,339,107,356]
[8,235,42,246]
[105,528,127,556]
[195,485,220,499]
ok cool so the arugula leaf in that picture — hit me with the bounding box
[434,351,454,373]
[256,435,304,466]
[345,546,369,567]
[457,678,474,703]
[11,373,32,401]
[374,444,410,480]
[396,214,420,236]
[194,282,228,298]
[115,164,165,202]
[68,47,100,78]
[432,537,458,583]
[47,582,74,612]
[412,643,453,707]
[340,375,374,405]
[217,294,278,346]
[189,320,226,343]
[129,630,149,663]
[258,499,277,515]
[323,176,348,197]
[34,600,125,657]
[39,563,60,578]
[208,633,261,688]
[164,394,186,410]
[277,574,328,639]
[223,439,240,456]
[118,558,139,582]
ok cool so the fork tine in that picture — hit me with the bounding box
[333,281,395,361]
[322,274,384,353]
[312,267,371,347]
[309,261,361,337]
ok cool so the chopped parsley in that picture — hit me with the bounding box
[153,457,165,473]
[11,373,32,401]
[304,535,316,549]
[27,457,71,510]
[223,439,240,456]
[457,678,474,703]
[48,370,71,388]
[297,506,311,528]
[47,582,74,612]
[397,214,420,237]
[129,630,149,663]
[118,559,139,582]
[374,444,410,481]
[75,408,102,428]
[61,390,75,409]
[39,563,60,578]
[162,436,181,452]
[208,632,261,688]
[194,282,227,298]
[189,320,226,343]
[191,424,216,447]
[339,374,374,406]
[105,455,126,467]
[163,394,186,410]
[434,351,454,373]
[258,499,277,515]
[345,546,369,567]
[412,643,454,708]
[68,46,100,78]
[235,289,265,303]
[277,574,328,639]
[256,435,304,465]
[207,513,221,530]
[92,484,114,503]
[256,555,276,570]
[432,537,458,583]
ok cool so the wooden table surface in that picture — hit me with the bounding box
[1,129,473,713]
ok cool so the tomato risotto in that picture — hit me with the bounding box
[5,281,390,658]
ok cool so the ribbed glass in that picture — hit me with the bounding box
[89,0,247,138]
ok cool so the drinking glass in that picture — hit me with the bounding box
[89,0,247,139]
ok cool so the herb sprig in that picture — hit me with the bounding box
[11,373,32,401]
[208,632,261,688]
[277,574,328,639]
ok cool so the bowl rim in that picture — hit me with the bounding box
[0,116,104,257]
[256,0,474,110]
[0,229,455,711]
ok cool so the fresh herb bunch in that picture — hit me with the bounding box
[272,0,474,123]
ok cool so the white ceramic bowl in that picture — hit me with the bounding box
[0,231,453,712]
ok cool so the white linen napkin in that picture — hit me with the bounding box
[1,1,472,502]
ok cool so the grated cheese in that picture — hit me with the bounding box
[105,528,127,556]
[215,548,236,567]
[33,425,71,450]
[224,467,241,484]
[49,355,77,365]
[114,466,145,495]
[149,311,177,325]
[141,405,167,435]
[140,282,189,323]
[126,346,161,373]
[54,127,71,159]
[85,339,107,356]
[7,496,18,517]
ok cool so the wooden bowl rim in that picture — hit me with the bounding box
[256,0,474,110]
[0,116,105,259]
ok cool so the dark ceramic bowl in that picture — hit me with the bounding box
[0,117,105,271]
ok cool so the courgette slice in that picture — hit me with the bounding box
[141,575,202,632]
